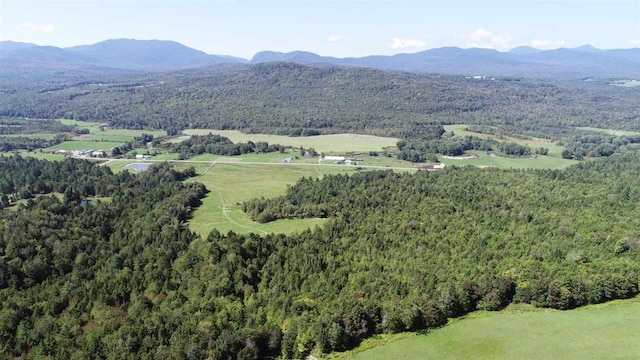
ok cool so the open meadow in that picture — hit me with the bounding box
[181,129,399,153]
[577,127,640,137]
[185,163,363,236]
[335,296,640,360]
[444,124,566,157]
[438,150,577,169]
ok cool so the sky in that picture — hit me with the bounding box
[1,0,639,59]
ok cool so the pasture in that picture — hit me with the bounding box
[181,129,399,153]
[186,163,358,236]
[338,297,640,360]
[1,151,66,161]
[44,140,124,151]
[444,124,565,157]
[577,127,640,137]
[438,150,577,169]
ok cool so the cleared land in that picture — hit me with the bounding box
[44,140,125,152]
[577,127,640,137]
[181,130,399,153]
[444,124,565,157]
[339,297,640,360]
[438,150,577,169]
[187,163,361,236]
[1,151,66,161]
[50,119,166,152]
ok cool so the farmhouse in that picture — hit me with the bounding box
[135,154,150,160]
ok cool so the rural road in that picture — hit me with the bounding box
[89,156,420,171]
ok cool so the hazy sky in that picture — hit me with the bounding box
[1,0,639,58]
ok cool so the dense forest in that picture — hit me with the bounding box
[2,154,640,358]
[1,63,639,139]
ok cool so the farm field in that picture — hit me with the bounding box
[340,297,640,360]
[181,129,399,153]
[444,124,565,157]
[577,127,640,136]
[1,151,66,161]
[44,140,125,151]
[55,119,167,150]
[438,150,577,169]
[187,163,361,235]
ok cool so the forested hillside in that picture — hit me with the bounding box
[2,154,639,358]
[1,63,638,138]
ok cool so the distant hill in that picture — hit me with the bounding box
[1,39,639,80]
[66,39,237,71]
[0,39,242,81]
[0,41,37,53]
[251,45,640,79]
[508,46,543,55]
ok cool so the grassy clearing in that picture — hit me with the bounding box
[438,150,577,169]
[151,153,180,160]
[44,141,124,152]
[444,124,565,157]
[1,151,66,161]
[577,127,640,136]
[58,119,102,127]
[187,163,358,236]
[181,130,398,153]
[337,297,640,360]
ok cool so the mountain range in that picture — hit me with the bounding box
[1,38,639,79]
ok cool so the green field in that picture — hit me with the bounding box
[444,124,565,157]
[57,119,166,148]
[181,130,399,153]
[438,150,577,169]
[1,151,66,161]
[577,127,640,136]
[187,163,362,236]
[44,140,124,151]
[339,297,640,360]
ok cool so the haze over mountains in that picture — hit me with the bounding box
[1,38,639,79]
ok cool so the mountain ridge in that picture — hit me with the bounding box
[1,39,639,79]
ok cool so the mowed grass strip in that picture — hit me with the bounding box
[444,124,565,157]
[188,163,358,236]
[577,127,640,136]
[345,297,640,360]
[181,129,399,153]
[438,150,577,169]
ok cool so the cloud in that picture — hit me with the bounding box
[466,28,514,51]
[327,34,352,42]
[389,38,426,50]
[24,21,55,33]
[530,39,565,48]
[629,39,640,47]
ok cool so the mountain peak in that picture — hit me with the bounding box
[509,46,543,55]
[572,44,601,53]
